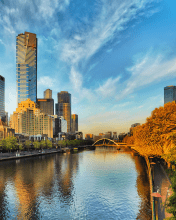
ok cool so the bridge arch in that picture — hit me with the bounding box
[92,138,118,146]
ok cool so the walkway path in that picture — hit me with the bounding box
[153,161,173,220]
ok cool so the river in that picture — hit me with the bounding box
[0,147,151,219]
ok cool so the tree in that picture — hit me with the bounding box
[133,102,176,157]
[25,140,31,151]
[46,139,52,148]
[33,141,40,150]
[40,140,46,149]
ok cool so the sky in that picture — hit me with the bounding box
[0,0,176,136]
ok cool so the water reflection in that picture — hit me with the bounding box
[0,147,151,219]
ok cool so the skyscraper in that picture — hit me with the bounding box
[16,32,37,104]
[0,75,5,120]
[55,91,71,132]
[37,89,54,115]
[164,86,176,104]
[71,114,78,133]
[44,89,52,99]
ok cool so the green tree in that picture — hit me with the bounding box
[33,141,40,150]
[46,139,52,148]
[19,144,24,151]
[165,174,176,218]
[0,139,7,151]
[40,140,46,149]
[25,140,31,151]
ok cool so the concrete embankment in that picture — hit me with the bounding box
[145,156,173,220]
[0,145,95,162]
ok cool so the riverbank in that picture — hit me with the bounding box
[146,157,173,220]
[0,145,95,162]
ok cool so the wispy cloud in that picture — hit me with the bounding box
[38,76,54,87]
[118,52,176,99]
[61,0,157,65]
[96,76,121,98]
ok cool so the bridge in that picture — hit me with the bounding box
[92,138,127,148]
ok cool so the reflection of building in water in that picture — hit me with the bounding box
[55,153,79,201]
[13,157,55,219]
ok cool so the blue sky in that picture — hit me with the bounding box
[0,0,176,135]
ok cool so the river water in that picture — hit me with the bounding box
[0,147,151,220]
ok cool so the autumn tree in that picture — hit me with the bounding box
[133,101,176,157]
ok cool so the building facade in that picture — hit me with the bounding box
[0,75,5,121]
[71,114,78,133]
[16,32,37,104]
[55,91,71,133]
[0,119,15,141]
[37,89,54,115]
[113,132,117,140]
[85,134,93,140]
[44,89,52,99]
[164,85,176,104]
[11,99,53,138]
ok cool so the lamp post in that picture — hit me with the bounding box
[151,192,162,220]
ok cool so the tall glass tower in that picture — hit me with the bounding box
[16,32,37,104]
[55,91,71,133]
[164,86,176,104]
[0,75,5,120]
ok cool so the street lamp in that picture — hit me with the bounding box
[151,192,162,220]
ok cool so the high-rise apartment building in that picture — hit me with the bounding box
[71,114,78,133]
[37,89,54,115]
[16,32,37,104]
[11,99,53,138]
[0,75,5,120]
[55,91,71,133]
[164,86,176,104]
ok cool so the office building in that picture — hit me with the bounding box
[16,32,37,104]
[71,114,78,133]
[85,134,93,140]
[52,115,67,137]
[11,99,53,138]
[55,91,71,133]
[0,75,5,121]
[164,86,176,104]
[44,89,52,99]
[105,131,112,139]
[75,131,83,140]
[113,132,117,140]
[37,89,54,115]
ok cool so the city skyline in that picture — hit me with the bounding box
[1,0,176,135]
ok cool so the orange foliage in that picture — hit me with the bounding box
[122,136,135,145]
[133,102,176,157]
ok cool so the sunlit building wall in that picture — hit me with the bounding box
[44,89,52,99]
[37,89,54,115]
[85,134,93,140]
[164,85,176,104]
[0,120,15,141]
[0,75,5,120]
[16,32,37,104]
[55,91,71,133]
[11,99,53,138]
[71,114,78,133]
